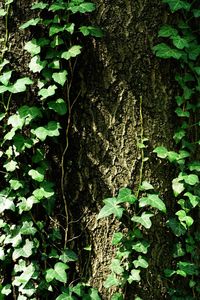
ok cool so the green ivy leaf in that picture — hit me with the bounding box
[139,194,166,213]
[177,261,198,276]
[153,43,183,59]
[79,26,103,37]
[28,167,45,182]
[13,239,34,260]
[38,85,57,100]
[117,188,137,204]
[111,293,123,300]
[110,259,124,275]
[49,3,67,11]
[153,146,168,158]
[0,195,15,213]
[24,39,41,56]
[53,262,69,283]
[19,18,41,29]
[182,174,199,185]
[112,232,123,245]
[132,240,150,254]
[3,160,18,172]
[104,274,120,288]
[162,0,191,13]
[13,263,35,288]
[0,9,7,16]
[171,35,189,49]
[8,114,24,129]
[140,181,154,191]
[61,45,82,60]
[133,256,148,268]
[9,179,23,190]
[1,284,12,296]
[158,25,178,37]
[0,70,12,86]
[131,212,154,229]
[31,2,48,10]
[29,55,47,73]
[97,198,124,219]
[172,177,185,196]
[11,77,33,93]
[52,70,67,86]
[48,98,67,115]
[167,217,186,236]
[127,269,141,283]
[68,2,96,14]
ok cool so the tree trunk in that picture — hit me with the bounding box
[65,1,177,299]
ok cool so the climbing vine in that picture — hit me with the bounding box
[99,0,200,299]
[0,0,102,299]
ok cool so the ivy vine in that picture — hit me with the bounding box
[0,0,102,299]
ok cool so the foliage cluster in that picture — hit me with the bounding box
[98,0,200,299]
[0,0,102,299]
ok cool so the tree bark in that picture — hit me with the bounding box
[65,0,177,299]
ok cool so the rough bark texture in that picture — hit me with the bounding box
[66,1,177,299]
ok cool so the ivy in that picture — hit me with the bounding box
[0,0,102,299]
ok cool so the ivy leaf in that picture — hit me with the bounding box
[3,160,18,172]
[153,43,183,59]
[127,269,141,283]
[139,194,166,213]
[49,3,67,11]
[0,9,7,16]
[117,188,137,204]
[104,274,120,288]
[52,70,67,86]
[110,259,124,275]
[162,0,191,13]
[79,26,103,37]
[112,232,123,245]
[132,240,150,254]
[31,2,48,10]
[13,263,35,288]
[54,262,69,283]
[167,217,186,237]
[193,9,200,18]
[1,284,12,296]
[61,45,82,60]
[171,35,189,49]
[182,174,199,185]
[8,114,24,129]
[12,239,34,260]
[11,77,33,93]
[177,261,198,276]
[0,70,12,86]
[97,198,124,219]
[38,85,57,100]
[131,212,154,229]
[68,2,96,14]
[188,161,200,171]
[158,25,178,37]
[28,167,45,182]
[48,99,67,115]
[172,177,185,196]
[133,256,148,268]
[24,39,41,56]
[0,195,15,213]
[140,181,154,191]
[9,179,23,190]
[153,146,168,158]
[19,18,41,29]
[29,55,47,73]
